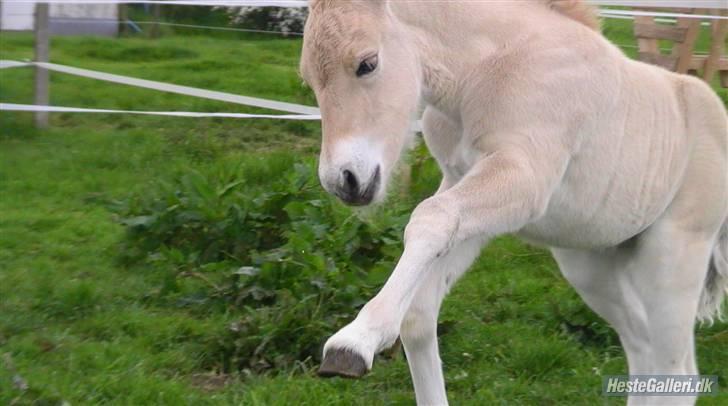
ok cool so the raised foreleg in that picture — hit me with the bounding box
[318,138,571,383]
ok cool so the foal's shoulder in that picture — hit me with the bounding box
[472,32,621,100]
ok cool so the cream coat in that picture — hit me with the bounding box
[300,1,728,405]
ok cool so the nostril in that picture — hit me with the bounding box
[342,169,359,195]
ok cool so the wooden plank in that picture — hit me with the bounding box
[34,2,49,129]
[703,14,728,82]
[690,55,705,70]
[690,55,728,70]
[634,15,660,55]
[634,23,687,42]
[638,52,679,71]
[672,14,702,73]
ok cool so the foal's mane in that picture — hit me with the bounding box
[543,0,601,31]
[308,1,601,32]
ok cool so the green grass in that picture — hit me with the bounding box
[1,18,727,405]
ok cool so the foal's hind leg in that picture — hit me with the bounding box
[400,237,484,406]
[553,221,715,405]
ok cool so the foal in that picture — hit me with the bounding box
[298,1,728,404]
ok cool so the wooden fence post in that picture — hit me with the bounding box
[672,10,702,74]
[702,12,728,84]
[34,2,50,129]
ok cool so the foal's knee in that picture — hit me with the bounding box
[404,196,459,255]
[400,305,437,348]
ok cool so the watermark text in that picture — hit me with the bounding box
[603,375,718,396]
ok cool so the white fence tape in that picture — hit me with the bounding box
[0,103,427,131]
[0,61,431,130]
[600,9,728,20]
[0,102,321,119]
[1,0,727,12]
[132,21,303,36]
[2,0,727,7]
[2,1,309,6]
[0,60,32,69]
[0,60,321,116]
[593,1,727,8]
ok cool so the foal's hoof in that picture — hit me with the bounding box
[318,348,369,379]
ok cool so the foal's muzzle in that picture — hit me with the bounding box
[334,166,380,206]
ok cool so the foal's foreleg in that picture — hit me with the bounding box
[319,147,566,379]
[317,210,474,379]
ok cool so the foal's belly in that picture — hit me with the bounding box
[516,205,648,249]
[517,180,673,249]
[518,140,688,249]
[448,135,685,249]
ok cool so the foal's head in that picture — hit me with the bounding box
[300,0,420,206]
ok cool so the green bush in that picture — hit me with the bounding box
[113,156,410,372]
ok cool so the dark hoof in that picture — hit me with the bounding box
[318,348,368,379]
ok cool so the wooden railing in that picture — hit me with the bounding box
[633,8,728,87]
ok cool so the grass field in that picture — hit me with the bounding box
[1,17,727,405]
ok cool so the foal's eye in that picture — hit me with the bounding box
[356,55,378,77]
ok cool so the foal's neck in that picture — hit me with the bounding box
[392,2,567,115]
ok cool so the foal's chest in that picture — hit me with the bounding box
[443,138,481,181]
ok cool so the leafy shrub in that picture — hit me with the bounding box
[114,156,410,372]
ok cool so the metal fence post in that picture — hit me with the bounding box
[34,2,50,129]
[119,3,128,36]
[151,3,161,38]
